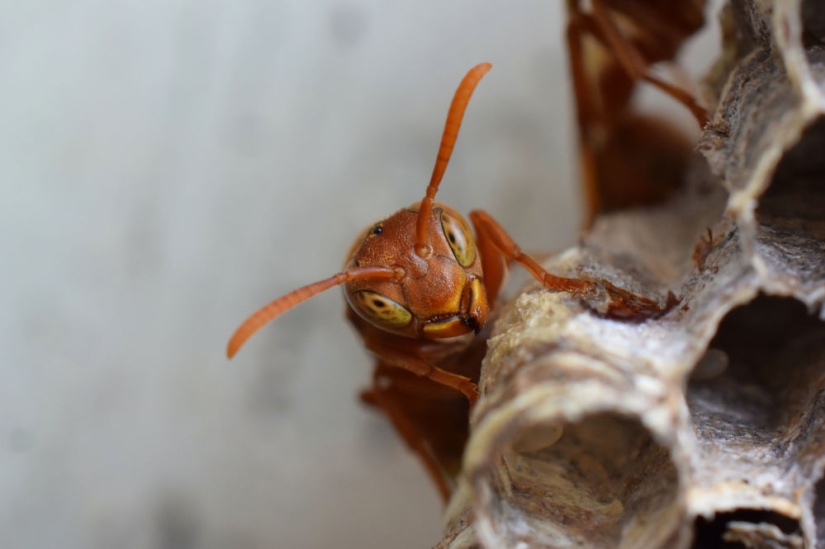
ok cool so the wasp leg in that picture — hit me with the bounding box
[361,365,454,502]
[586,0,708,126]
[469,210,595,296]
[565,8,610,228]
[566,4,699,227]
[348,309,479,405]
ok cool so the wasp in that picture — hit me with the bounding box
[565,0,709,227]
[227,64,594,499]
[228,61,679,500]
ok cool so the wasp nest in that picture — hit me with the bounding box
[438,1,825,547]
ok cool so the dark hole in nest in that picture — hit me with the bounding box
[688,295,825,436]
[814,475,825,546]
[692,509,800,548]
[756,117,825,283]
[741,116,825,293]
[802,0,825,44]
[687,295,825,547]
[758,116,825,229]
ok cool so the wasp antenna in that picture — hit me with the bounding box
[415,62,492,257]
[227,266,401,358]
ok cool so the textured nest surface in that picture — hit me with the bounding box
[438,1,825,547]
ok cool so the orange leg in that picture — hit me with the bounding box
[598,279,680,320]
[470,210,680,319]
[473,217,509,304]
[565,9,608,228]
[565,3,705,227]
[585,0,708,126]
[347,309,479,404]
[469,210,595,296]
[565,7,607,130]
[361,367,453,502]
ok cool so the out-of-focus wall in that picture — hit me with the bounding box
[0,2,719,548]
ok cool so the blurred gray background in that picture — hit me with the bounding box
[0,1,719,548]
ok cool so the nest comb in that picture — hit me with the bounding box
[438,1,825,547]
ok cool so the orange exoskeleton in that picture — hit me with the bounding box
[227,63,593,400]
[227,63,669,500]
[565,0,710,227]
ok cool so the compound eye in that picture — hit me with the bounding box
[352,291,412,328]
[440,212,476,267]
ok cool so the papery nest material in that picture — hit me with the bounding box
[438,1,825,547]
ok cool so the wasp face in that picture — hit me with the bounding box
[344,204,488,339]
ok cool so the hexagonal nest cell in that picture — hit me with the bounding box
[437,1,825,548]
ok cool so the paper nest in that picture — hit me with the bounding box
[438,1,825,547]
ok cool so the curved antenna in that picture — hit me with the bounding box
[415,62,492,257]
[227,266,401,358]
